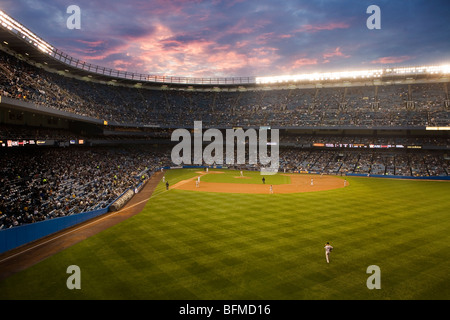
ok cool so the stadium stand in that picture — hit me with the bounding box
[1,49,449,128]
[0,145,171,229]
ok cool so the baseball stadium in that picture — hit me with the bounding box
[0,3,449,303]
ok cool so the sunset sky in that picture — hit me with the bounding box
[1,0,449,78]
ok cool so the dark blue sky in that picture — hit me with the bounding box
[1,0,449,77]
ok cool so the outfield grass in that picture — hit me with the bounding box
[1,169,449,300]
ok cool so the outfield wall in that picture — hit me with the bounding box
[0,207,108,254]
[166,166,450,181]
[346,173,450,181]
[0,185,136,254]
[0,172,154,255]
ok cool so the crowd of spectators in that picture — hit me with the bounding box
[278,148,449,177]
[1,49,449,128]
[0,146,171,229]
[280,134,450,147]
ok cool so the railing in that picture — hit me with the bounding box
[50,48,256,85]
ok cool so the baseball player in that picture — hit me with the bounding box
[324,242,333,263]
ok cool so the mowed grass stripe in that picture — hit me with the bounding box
[0,172,449,299]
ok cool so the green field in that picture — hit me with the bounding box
[1,169,450,300]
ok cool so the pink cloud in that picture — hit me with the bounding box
[117,23,250,77]
[223,19,257,35]
[276,57,318,75]
[370,56,413,64]
[255,32,294,44]
[322,47,351,63]
[139,0,191,16]
[60,11,352,78]
[207,51,248,69]
[110,21,282,77]
[223,18,271,36]
[70,42,132,63]
[222,0,246,8]
[292,58,318,68]
[235,40,250,49]
[112,59,139,71]
[75,40,106,47]
[248,47,281,68]
[295,22,350,33]
[204,46,281,76]
[256,32,275,44]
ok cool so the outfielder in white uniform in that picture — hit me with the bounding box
[324,242,333,263]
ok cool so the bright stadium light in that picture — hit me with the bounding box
[389,65,450,76]
[426,127,450,131]
[256,69,384,84]
[0,10,53,54]
[256,64,450,84]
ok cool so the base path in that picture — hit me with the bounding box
[0,171,163,281]
[173,173,348,194]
